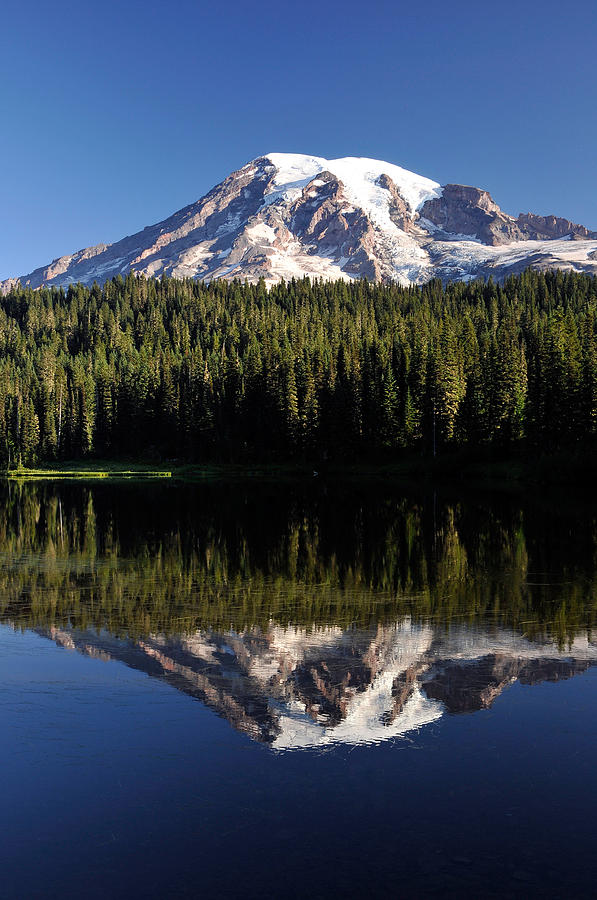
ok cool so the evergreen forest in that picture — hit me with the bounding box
[1,269,597,465]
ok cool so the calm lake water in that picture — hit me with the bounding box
[1,479,597,898]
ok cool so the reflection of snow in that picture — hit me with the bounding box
[41,618,597,753]
[437,627,597,662]
[272,685,442,750]
[270,620,442,749]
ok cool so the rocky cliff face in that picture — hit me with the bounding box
[420,185,597,247]
[420,184,518,245]
[3,153,597,292]
[516,212,597,241]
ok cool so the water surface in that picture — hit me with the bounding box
[1,480,596,898]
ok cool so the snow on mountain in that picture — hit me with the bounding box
[263,152,442,215]
[3,152,597,292]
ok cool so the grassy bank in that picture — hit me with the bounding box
[3,443,596,486]
[3,461,174,480]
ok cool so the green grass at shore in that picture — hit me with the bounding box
[3,443,596,486]
[4,460,173,480]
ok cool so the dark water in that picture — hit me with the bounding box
[1,479,597,899]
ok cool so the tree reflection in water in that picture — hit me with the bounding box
[1,479,596,748]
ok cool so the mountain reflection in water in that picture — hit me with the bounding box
[2,478,597,749]
[39,620,597,749]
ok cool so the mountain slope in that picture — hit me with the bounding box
[3,152,597,291]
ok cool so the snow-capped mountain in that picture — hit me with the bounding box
[4,152,597,291]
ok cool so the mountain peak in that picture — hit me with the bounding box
[3,154,597,292]
[261,151,442,214]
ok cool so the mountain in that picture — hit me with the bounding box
[40,620,597,749]
[3,153,597,291]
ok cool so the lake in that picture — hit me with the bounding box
[1,478,596,898]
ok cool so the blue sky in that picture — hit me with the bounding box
[1,0,596,279]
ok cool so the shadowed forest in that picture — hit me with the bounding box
[1,269,597,464]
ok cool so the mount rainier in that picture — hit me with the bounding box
[3,152,597,291]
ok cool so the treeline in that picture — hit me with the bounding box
[1,268,597,463]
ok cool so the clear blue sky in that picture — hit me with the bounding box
[2,0,596,280]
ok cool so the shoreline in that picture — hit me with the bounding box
[2,446,596,487]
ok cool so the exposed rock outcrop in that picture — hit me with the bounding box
[515,212,597,241]
[420,184,520,245]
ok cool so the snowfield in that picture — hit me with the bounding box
[263,152,442,214]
